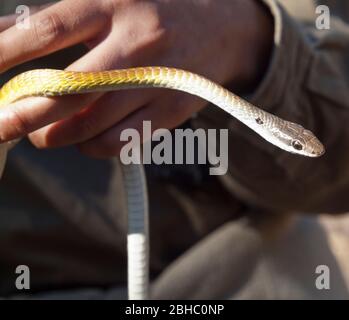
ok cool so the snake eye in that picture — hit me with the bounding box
[292,140,303,151]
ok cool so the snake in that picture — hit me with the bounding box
[0,67,325,299]
[0,67,324,157]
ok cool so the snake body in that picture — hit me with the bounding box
[0,67,325,300]
[0,67,324,156]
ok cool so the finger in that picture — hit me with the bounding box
[0,0,109,72]
[0,3,55,32]
[0,94,94,142]
[28,88,156,148]
[78,92,206,158]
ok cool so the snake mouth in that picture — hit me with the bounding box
[309,144,325,157]
[309,150,324,157]
[305,134,326,157]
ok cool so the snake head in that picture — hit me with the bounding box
[273,122,325,157]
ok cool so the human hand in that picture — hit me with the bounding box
[0,0,273,158]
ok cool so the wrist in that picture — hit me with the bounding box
[232,0,274,93]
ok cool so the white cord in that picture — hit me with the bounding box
[1,144,150,300]
[121,162,149,300]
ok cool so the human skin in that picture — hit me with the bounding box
[0,0,273,158]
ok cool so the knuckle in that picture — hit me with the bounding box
[115,3,170,56]
[32,12,66,48]
[8,108,31,138]
[141,10,169,43]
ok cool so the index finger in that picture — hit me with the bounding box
[0,0,110,72]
